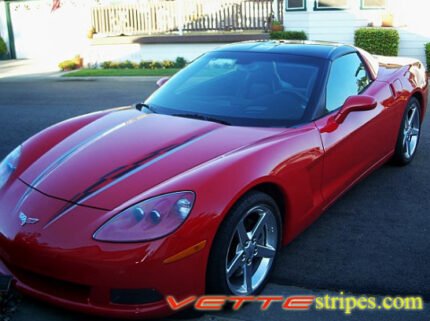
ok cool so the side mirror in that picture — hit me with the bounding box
[156,77,170,88]
[335,95,377,124]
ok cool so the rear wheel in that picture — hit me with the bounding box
[207,191,281,295]
[392,97,421,166]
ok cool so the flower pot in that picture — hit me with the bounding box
[74,57,84,68]
[271,24,284,32]
[381,13,394,27]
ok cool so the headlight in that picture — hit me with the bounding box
[0,146,22,190]
[93,191,195,242]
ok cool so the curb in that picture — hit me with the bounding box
[0,74,161,82]
[58,76,161,82]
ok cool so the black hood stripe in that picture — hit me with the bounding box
[43,128,218,229]
[14,114,148,217]
[29,114,148,191]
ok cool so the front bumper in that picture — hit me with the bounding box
[0,180,209,319]
[0,259,172,319]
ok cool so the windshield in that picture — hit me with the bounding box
[145,51,325,127]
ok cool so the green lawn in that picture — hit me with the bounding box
[63,68,181,77]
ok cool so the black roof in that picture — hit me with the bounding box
[215,40,357,60]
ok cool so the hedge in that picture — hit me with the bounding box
[0,36,7,56]
[354,28,399,56]
[100,57,187,70]
[270,31,308,41]
[425,43,430,72]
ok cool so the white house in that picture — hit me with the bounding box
[283,0,430,64]
[0,0,429,66]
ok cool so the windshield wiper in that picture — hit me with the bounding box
[172,113,231,126]
[135,106,230,126]
[134,102,156,114]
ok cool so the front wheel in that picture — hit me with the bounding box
[207,191,281,295]
[392,97,421,166]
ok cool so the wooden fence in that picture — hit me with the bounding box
[91,0,284,36]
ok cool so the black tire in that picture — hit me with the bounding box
[207,191,282,296]
[392,97,422,166]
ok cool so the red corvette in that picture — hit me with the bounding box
[0,41,427,318]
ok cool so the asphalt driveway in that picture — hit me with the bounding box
[0,78,429,321]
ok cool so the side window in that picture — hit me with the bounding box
[326,53,371,112]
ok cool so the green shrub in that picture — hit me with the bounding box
[149,61,163,69]
[162,60,175,69]
[0,36,7,56]
[100,58,187,70]
[425,43,430,72]
[118,60,136,69]
[354,28,399,56]
[174,57,187,68]
[58,59,79,71]
[102,61,139,69]
[101,61,113,69]
[139,60,152,69]
[110,62,121,69]
[270,31,308,40]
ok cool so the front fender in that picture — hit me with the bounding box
[115,122,324,262]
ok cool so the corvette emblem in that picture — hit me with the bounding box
[19,212,39,226]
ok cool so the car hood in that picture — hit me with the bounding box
[20,109,281,211]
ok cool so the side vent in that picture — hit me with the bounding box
[389,79,403,98]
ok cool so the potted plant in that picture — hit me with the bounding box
[381,12,394,27]
[271,20,284,32]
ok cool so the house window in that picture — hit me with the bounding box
[286,0,306,11]
[315,0,349,10]
[361,0,386,9]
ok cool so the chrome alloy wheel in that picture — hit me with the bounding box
[225,205,278,295]
[403,103,420,159]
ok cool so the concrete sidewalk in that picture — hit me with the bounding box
[0,59,62,80]
[0,60,164,82]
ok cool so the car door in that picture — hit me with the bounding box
[314,52,394,204]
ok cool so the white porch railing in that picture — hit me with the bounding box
[91,0,284,36]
